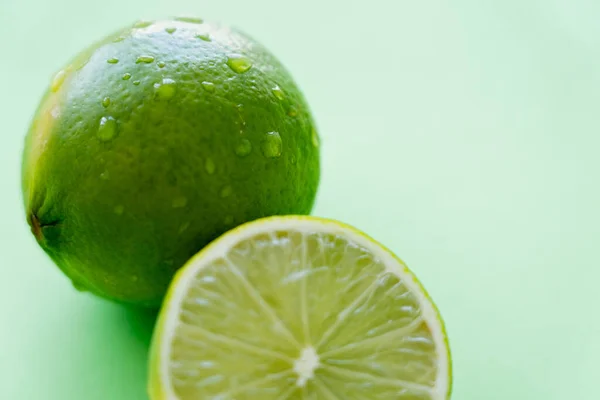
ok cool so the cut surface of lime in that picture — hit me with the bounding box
[149,217,451,399]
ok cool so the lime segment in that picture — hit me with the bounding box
[150,216,451,399]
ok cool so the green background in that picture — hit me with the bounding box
[1,0,598,399]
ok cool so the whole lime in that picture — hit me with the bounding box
[21,18,320,306]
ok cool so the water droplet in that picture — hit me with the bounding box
[224,215,234,225]
[97,116,117,141]
[226,54,252,73]
[196,33,211,42]
[205,158,216,174]
[220,185,233,198]
[100,171,110,180]
[136,55,155,64]
[131,275,139,282]
[154,78,176,99]
[157,61,166,68]
[101,97,111,108]
[50,106,61,119]
[290,155,297,165]
[178,221,190,234]
[288,106,298,117]
[172,196,188,208]
[272,85,285,100]
[122,73,132,80]
[175,16,203,24]
[311,129,320,147]
[234,138,252,157]
[107,57,119,64]
[165,27,176,34]
[50,70,66,92]
[114,205,124,215]
[133,80,141,86]
[261,132,282,158]
[133,20,153,28]
[201,81,215,92]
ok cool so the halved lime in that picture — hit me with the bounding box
[149,216,451,399]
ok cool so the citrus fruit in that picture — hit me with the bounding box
[149,216,451,399]
[21,18,320,306]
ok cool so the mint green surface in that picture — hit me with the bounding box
[1,1,599,399]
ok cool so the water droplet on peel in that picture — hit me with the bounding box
[311,129,320,147]
[102,97,111,108]
[234,138,252,157]
[261,132,282,158]
[154,78,176,99]
[100,171,110,180]
[172,196,188,208]
[114,205,124,215]
[50,70,66,92]
[122,73,132,80]
[136,55,155,64]
[201,81,215,92]
[224,215,234,225]
[220,185,233,198]
[272,85,285,100]
[288,106,298,117]
[107,57,119,64]
[178,221,190,234]
[50,106,61,119]
[205,158,216,174]
[157,61,166,68]
[97,116,117,141]
[226,54,252,73]
[175,16,204,24]
[133,20,153,28]
[165,27,177,34]
[196,33,211,42]
[133,80,141,86]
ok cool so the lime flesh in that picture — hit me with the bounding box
[149,217,451,399]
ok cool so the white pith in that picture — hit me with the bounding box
[293,346,320,387]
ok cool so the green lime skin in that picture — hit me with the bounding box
[21,18,320,306]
